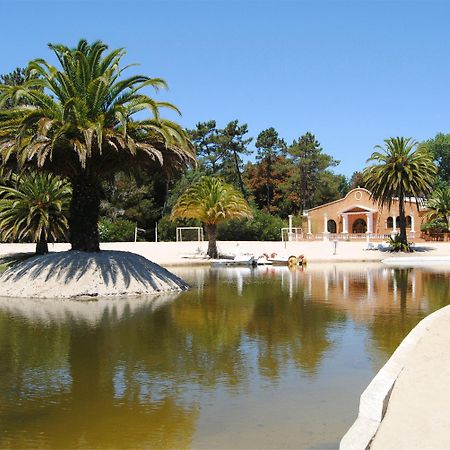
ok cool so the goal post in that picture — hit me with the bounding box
[281,227,303,242]
[176,227,205,242]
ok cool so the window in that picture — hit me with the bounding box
[406,216,412,228]
[327,219,337,233]
[387,217,393,229]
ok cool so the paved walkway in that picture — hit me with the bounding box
[371,306,450,450]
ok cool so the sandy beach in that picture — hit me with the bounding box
[1,239,449,265]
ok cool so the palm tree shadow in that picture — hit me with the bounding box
[0,250,188,294]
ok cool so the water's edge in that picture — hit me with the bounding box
[339,304,450,450]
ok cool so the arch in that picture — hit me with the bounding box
[352,218,367,233]
[387,217,393,229]
[327,219,337,233]
[406,215,412,228]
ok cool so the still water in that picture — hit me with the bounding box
[0,263,449,449]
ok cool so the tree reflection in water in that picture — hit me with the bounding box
[0,264,449,448]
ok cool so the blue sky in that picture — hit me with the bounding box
[1,0,450,177]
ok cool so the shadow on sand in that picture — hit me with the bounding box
[0,250,188,298]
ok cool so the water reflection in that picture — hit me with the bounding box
[0,264,449,449]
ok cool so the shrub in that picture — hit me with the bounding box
[387,234,413,252]
[98,217,135,242]
[421,219,448,233]
[217,209,286,241]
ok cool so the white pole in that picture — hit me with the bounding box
[155,223,158,242]
[134,225,137,242]
[288,215,293,241]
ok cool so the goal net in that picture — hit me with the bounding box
[281,227,303,242]
[176,227,205,242]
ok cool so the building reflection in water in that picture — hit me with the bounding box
[0,264,448,449]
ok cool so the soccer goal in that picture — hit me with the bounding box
[176,227,205,242]
[281,227,303,242]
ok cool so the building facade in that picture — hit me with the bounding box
[304,188,427,238]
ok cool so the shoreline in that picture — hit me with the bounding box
[1,240,449,266]
[340,305,450,450]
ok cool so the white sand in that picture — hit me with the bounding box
[0,250,188,298]
[1,240,449,266]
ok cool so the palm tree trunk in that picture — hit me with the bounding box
[69,175,101,252]
[35,239,48,255]
[206,224,218,258]
[398,192,407,246]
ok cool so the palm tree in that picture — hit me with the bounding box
[171,176,253,258]
[363,137,436,247]
[0,172,71,254]
[426,186,450,230]
[0,40,195,252]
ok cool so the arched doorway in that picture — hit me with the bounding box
[327,219,337,233]
[352,218,367,233]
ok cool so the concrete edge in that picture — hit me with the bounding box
[339,305,450,450]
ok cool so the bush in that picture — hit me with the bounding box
[99,217,135,242]
[218,209,286,241]
[421,219,448,233]
[387,234,413,252]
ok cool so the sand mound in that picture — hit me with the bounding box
[0,250,189,298]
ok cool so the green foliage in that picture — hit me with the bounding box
[101,172,163,229]
[188,121,220,174]
[314,172,348,206]
[157,215,201,242]
[387,234,413,253]
[98,217,135,242]
[215,120,252,195]
[420,218,448,233]
[171,176,252,257]
[218,209,285,241]
[426,185,450,229]
[0,40,195,251]
[0,171,71,253]
[285,132,339,212]
[171,176,253,225]
[164,168,206,212]
[420,133,450,184]
[349,171,366,190]
[363,137,437,246]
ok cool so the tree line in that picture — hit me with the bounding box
[1,41,450,251]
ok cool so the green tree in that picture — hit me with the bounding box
[244,157,290,215]
[426,186,450,230]
[363,137,436,247]
[0,172,71,254]
[421,133,450,184]
[349,171,366,190]
[0,40,194,252]
[286,132,339,212]
[171,176,252,258]
[188,121,221,174]
[315,172,348,205]
[216,120,252,195]
[252,127,287,211]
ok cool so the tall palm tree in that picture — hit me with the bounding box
[171,176,253,258]
[363,137,436,246]
[426,186,450,230]
[0,172,71,254]
[0,40,195,252]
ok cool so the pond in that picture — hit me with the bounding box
[0,263,449,449]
